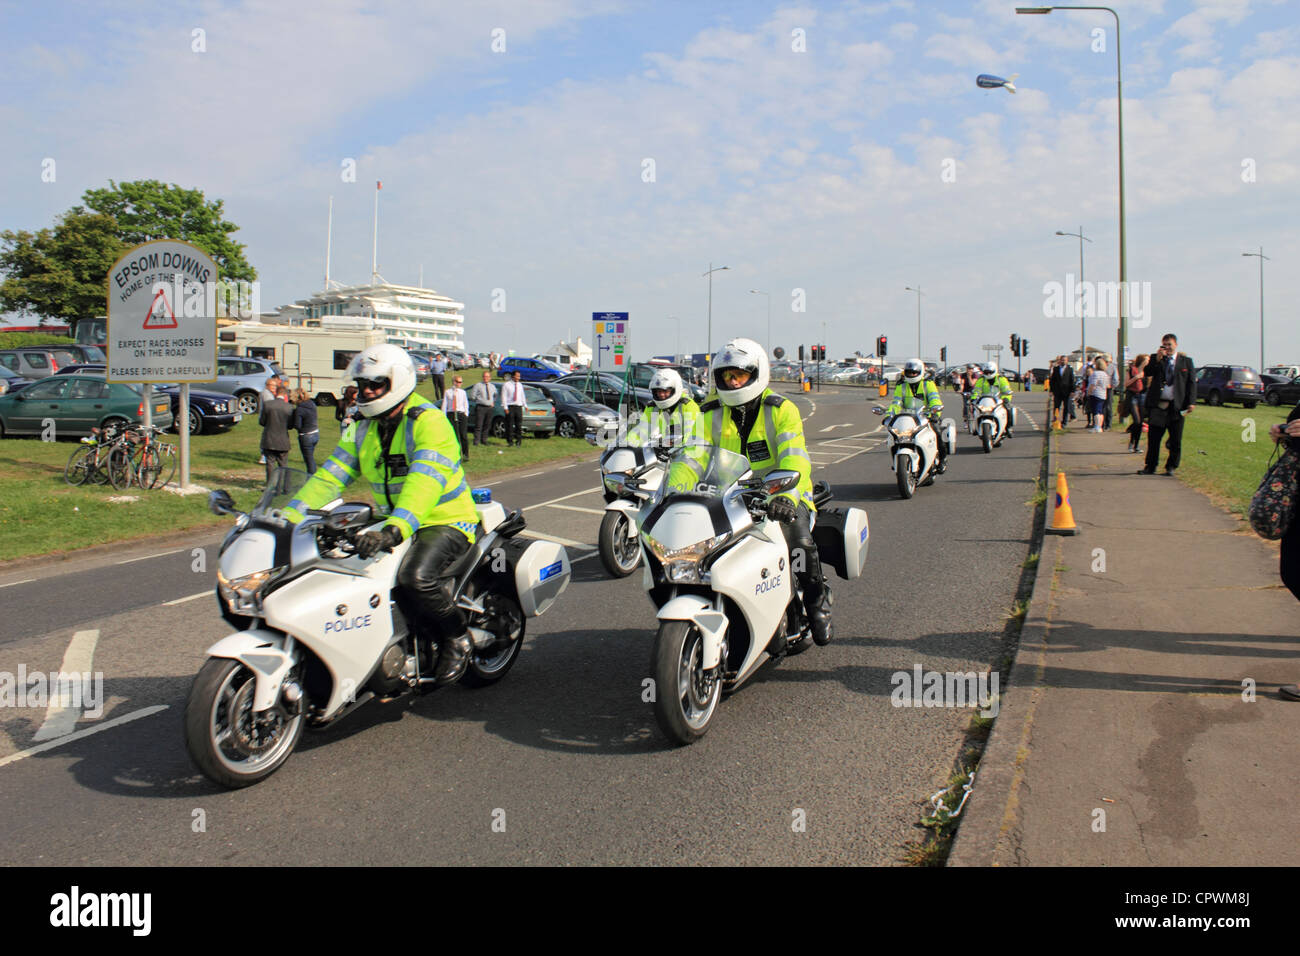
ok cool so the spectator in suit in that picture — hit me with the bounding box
[259,381,294,491]
[502,371,527,446]
[1272,403,1300,700]
[1049,356,1076,427]
[471,370,497,446]
[1138,332,1195,476]
[258,375,281,464]
[442,374,471,461]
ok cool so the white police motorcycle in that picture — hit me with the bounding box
[626,444,869,744]
[969,394,1012,452]
[186,469,571,788]
[597,443,664,577]
[871,403,955,499]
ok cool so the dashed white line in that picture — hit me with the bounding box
[519,529,595,550]
[163,590,211,606]
[547,504,606,516]
[0,706,170,768]
[32,629,99,743]
[114,548,185,566]
[522,486,603,512]
[0,578,35,589]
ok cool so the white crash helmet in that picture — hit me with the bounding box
[711,337,769,407]
[982,362,998,379]
[903,358,925,384]
[649,367,684,410]
[347,344,418,418]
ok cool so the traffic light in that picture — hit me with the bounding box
[798,345,805,361]
[877,334,888,358]
[1022,339,1029,357]
[1010,333,1021,356]
[940,346,947,363]
[817,345,826,360]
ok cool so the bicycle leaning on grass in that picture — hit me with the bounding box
[64,423,135,491]
[124,424,178,490]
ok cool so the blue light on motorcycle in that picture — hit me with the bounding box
[472,488,492,504]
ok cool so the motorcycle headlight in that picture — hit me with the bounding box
[890,417,919,438]
[642,532,729,584]
[216,567,283,613]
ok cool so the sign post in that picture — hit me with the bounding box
[106,240,220,491]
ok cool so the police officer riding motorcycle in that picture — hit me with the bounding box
[971,361,1015,438]
[888,358,948,471]
[627,367,700,451]
[282,344,481,687]
[690,338,832,646]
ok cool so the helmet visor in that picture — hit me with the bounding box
[356,377,391,396]
[652,387,673,402]
[717,367,753,389]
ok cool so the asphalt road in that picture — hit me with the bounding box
[0,385,1049,865]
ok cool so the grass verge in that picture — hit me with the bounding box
[0,382,596,561]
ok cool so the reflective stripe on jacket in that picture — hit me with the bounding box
[682,389,814,509]
[972,376,1013,400]
[626,398,700,447]
[283,399,478,542]
[888,380,943,417]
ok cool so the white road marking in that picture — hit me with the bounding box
[523,486,603,512]
[547,504,606,516]
[519,529,595,550]
[518,471,543,478]
[569,551,602,565]
[114,548,185,566]
[0,578,35,589]
[32,629,99,742]
[819,424,852,432]
[162,590,211,606]
[0,706,170,768]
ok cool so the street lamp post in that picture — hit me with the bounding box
[904,285,923,357]
[668,315,681,361]
[749,290,771,358]
[1242,248,1269,371]
[1020,5,1127,374]
[703,263,730,359]
[1056,227,1092,366]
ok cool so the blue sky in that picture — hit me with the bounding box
[2,0,1297,368]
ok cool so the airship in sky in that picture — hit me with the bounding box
[976,73,1018,94]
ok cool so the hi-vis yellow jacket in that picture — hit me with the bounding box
[283,399,478,543]
[887,379,944,417]
[671,389,814,509]
[626,398,701,448]
[972,375,1013,402]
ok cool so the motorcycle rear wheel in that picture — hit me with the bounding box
[462,591,526,687]
[598,510,641,577]
[184,658,303,788]
[651,620,720,745]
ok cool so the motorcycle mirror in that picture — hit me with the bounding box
[603,473,627,495]
[871,406,885,415]
[209,489,236,516]
[761,470,800,496]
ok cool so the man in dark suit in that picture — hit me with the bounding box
[259,383,295,492]
[1049,355,1076,427]
[1139,332,1195,476]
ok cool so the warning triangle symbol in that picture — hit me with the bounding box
[143,288,178,330]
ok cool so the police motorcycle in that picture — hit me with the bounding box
[186,468,571,788]
[596,442,664,577]
[629,443,869,744]
[969,394,1011,453]
[870,403,955,499]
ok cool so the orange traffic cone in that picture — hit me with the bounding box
[1046,471,1078,535]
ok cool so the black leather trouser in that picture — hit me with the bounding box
[781,505,826,611]
[395,525,471,640]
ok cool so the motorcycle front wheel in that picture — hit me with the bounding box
[896,456,915,499]
[598,510,641,577]
[981,424,993,453]
[651,620,720,745]
[184,658,303,789]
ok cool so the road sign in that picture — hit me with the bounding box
[592,312,629,371]
[981,343,1001,351]
[106,239,218,384]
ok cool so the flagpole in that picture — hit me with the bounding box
[325,195,333,289]
[372,182,380,283]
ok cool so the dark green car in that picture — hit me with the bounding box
[0,374,174,438]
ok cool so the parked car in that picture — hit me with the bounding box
[56,364,244,434]
[1196,365,1263,407]
[1264,374,1300,407]
[498,356,566,382]
[535,353,575,373]
[0,349,61,377]
[606,362,708,402]
[476,382,556,438]
[62,344,107,364]
[1264,365,1300,381]
[208,356,284,415]
[0,365,35,396]
[556,371,652,411]
[533,381,619,439]
[0,374,174,438]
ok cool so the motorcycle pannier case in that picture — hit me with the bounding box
[512,539,571,617]
[812,506,869,580]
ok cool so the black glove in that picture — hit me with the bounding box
[356,524,403,558]
[766,496,797,524]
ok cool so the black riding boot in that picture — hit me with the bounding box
[434,634,473,686]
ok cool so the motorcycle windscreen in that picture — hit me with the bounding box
[812,506,869,580]
[513,540,571,617]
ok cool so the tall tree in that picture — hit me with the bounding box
[0,208,126,326]
[81,180,257,283]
